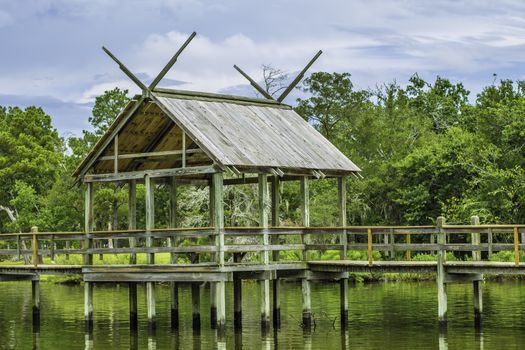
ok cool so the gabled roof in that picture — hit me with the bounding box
[73,89,360,179]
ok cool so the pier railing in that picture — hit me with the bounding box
[1,218,525,267]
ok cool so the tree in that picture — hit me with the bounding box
[295,72,369,139]
[0,106,63,232]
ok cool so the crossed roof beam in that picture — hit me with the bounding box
[102,31,322,105]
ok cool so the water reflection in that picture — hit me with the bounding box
[439,328,448,350]
[1,281,525,349]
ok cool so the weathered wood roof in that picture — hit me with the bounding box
[74,89,360,179]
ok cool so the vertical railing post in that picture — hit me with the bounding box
[487,228,493,259]
[367,228,373,266]
[405,233,411,261]
[31,226,38,267]
[513,226,520,267]
[436,216,447,326]
[471,216,481,261]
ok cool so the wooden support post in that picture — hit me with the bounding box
[234,254,243,329]
[436,216,447,326]
[389,228,395,260]
[32,279,40,325]
[212,172,226,334]
[168,176,179,329]
[84,182,94,329]
[192,283,201,329]
[300,176,312,329]
[259,174,271,332]
[145,174,156,331]
[127,180,138,329]
[271,176,281,328]
[338,177,349,327]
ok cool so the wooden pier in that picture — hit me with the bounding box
[2,217,525,334]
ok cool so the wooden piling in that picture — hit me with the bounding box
[32,279,40,325]
[129,283,138,329]
[234,254,243,329]
[192,283,201,329]
[436,216,447,326]
[170,282,179,329]
[84,282,94,330]
[300,176,312,329]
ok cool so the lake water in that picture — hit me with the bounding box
[0,279,524,349]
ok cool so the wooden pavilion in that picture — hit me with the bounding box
[73,32,360,333]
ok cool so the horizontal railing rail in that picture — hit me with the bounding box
[0,219,524,267]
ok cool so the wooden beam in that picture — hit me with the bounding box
[102,46,148,91]
[145,174,156,330]
[84,165,217,183]
[100,148,203,161]
[114,134,118,174]
[149,32,197,90]
[277,50,322,103]
[233,64,274,100]
[213,173,225,266]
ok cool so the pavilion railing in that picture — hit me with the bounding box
[0,218,524,267]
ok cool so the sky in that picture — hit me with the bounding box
[2,0,525,137]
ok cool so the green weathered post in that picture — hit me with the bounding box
[212,172,226,336]
[30,228,40,326]
[271,176,281,328]
[338,177,349,327]
[436,216,447,326]
[300,176,312,329]
[84,182,94,330]
[169,176,179,329]
[471,215,482,327]
[144,174,156,331]
[127,180,138,329]
[259,174,271,332]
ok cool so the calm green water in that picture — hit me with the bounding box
[0,279,524,349]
